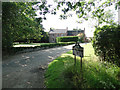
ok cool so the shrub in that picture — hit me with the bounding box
[92,25,120,66]
[77,33,85,43]
[4,42,75,55]
[56,36,78,43]
[57,42,76,45]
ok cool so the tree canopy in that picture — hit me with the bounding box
[34,0,120,25]
[2,2,48,50]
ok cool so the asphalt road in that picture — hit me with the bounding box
[2,44,74,88]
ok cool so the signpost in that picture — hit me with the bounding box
[72,42,84,67]
[72,42,84,82]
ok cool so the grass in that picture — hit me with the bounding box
[13,42,75,47]
[45,43,120,88]
[13,43,55,47]
[5,42,75,55]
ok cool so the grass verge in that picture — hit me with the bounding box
[13,42,75,47]
[3,42,76,56]
[45,43,120,88]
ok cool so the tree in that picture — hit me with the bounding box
[2,2,48,50]
[34,0,120,25]
[2,2,19,49]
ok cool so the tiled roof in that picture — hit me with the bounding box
[49,29,68,34]
[67,30,84,33]
[67,30,84,36]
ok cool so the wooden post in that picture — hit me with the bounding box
[81,57,82,70]
[74,55,76,66]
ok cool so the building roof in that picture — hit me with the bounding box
[49,28,85,34]
[49,29,68,34]
[67,30,84,36]
[67,30,84,33]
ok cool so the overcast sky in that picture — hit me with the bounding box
[35,0,118,37]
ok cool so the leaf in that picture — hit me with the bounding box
[92,2,95,6]
[57,4,60,10]
[101,9,104,12]
[118,1,120,6]
[77,2,81,6]
[115,5,117,10]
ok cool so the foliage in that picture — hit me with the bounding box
[45,43,120,88]
[40,32,49,43]
[53,0,119,25]
[57,42,75,45]
[77,33,85,43]
[33,0,120,26]
[92,25,120,66]
[56,36,78,43]
[2,2,48,50]
[2,1,120,50]
[6,42,75,55]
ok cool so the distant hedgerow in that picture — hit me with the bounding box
[56,36,78,43]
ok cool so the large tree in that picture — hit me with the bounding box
[2,2,48,50]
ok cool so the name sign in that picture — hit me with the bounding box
[72,43,84,57]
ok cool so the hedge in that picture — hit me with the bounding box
[92,25,120,66]
[56,36,78,43]
[3,42,76,55]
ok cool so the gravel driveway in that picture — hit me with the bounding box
[2,44,74,88]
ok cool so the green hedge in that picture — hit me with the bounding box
[4,42,76,55]
[56,36,78,43]
[92,25,120,66]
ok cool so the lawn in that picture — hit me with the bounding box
[45,43,120,88]
[13,43,55,47]
[13,42,76,47]
[8,42,75,55]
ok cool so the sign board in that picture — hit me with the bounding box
[72,42,83,75]
[72,43,84,57]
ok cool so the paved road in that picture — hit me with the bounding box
[2,44,74,88]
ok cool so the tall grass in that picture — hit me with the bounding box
[45,43,120,88]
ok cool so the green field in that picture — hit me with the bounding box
[45,43,120,88]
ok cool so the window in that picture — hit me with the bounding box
[52,38,54,41]
[61,34,64,36]
[52,34,54,38]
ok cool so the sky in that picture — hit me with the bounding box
[35,0,118,37]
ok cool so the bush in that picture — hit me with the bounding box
[3,42,76,55]
[57,42,76,45]
[92,25,120,66]
[77,33,85,43]
[56,36,78,43]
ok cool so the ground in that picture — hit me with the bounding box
[2,44,77,88]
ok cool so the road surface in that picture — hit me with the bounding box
[2,44,75,88]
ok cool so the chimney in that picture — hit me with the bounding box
[84,28,85,35]
[66,27,68,30]
[84,28,85,31]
